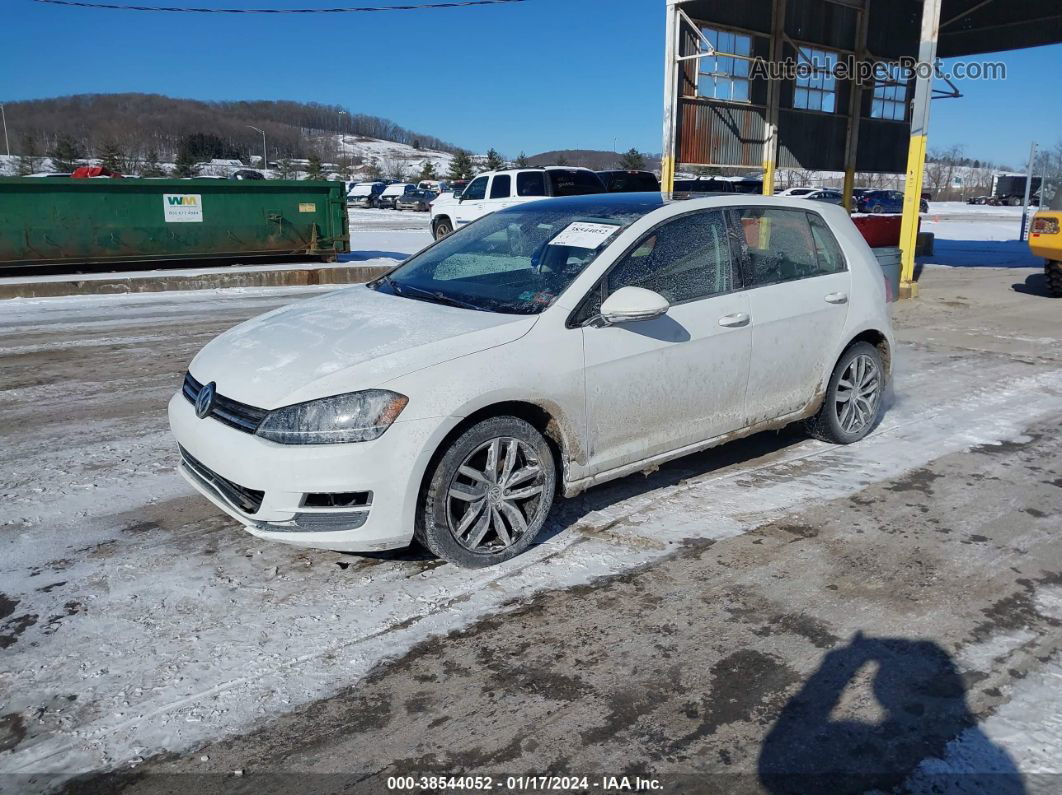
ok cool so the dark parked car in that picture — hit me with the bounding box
[596,170,661,193]
[230,169,265,180]
[671,177,736,195]
[395,189,437,212]
[804,189,844,205]
[856,189,929,214]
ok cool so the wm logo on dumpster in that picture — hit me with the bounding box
[163,194,204,223]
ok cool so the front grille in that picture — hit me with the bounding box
[179,445,265,515]
[183,372,269,434]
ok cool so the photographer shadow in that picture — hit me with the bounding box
[758,633,1024,794]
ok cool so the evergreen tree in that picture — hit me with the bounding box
[447,150,475,180]
[418,160,437,180]
[485,147,504,171]
[618,148,646,170]
[174,145,199,177]
[306,152,324,180]
[412,139,422,150]
[49,133,82,173]
[515,151,529,168]
[17,135,41,176]
[98,140,125,174]
[274,158,294,179]
[140,147,166,177]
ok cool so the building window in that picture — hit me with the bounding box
[871,63,909,121]
[698,27,752,103]
[793,46,837,113]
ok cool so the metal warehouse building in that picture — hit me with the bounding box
[661,0,1062,295]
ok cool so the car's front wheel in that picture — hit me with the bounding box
[433,218,453,240]
[806,342,885,444]
[417,417,556,567]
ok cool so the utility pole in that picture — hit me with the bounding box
[1019,141,1037,240]
[248,125,267,174]
[0,104,9,158]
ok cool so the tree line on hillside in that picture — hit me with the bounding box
[3,93,462,174]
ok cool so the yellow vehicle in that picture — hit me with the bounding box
[1029,183,1062,297]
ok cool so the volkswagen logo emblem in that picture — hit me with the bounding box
[195,381,217,419]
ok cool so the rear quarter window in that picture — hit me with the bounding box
[548,170,605,197]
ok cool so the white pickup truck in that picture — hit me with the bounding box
[429,167,605,239]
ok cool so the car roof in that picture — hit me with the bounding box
[475,166,596,176]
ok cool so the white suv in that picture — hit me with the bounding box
[171,194,893,568]
[430,167,605,239]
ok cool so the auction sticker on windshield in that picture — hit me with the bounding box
[549,221,620,249]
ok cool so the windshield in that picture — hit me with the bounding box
[372,199,659,314]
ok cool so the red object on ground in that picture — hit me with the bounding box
[71,166,122,179]
[851,213,903,248]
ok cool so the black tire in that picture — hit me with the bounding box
[805,342,885,444]
[1008,196,1023,207]
[1047,261,1062,298]
[433,217,453,240]
[871,204,885,214]
[416,416,556,568]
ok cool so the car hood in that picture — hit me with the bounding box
[189,285,537,409]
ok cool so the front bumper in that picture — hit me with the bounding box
[168,392,452,552]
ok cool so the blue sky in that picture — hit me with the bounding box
[1,0,1059,167]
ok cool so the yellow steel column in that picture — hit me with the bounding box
[762,0,785,196]
[899,0,943,299]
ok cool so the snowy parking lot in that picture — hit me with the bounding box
[1,205,1061,792]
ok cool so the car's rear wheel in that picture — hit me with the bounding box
[434,218,453,240]
[1047,261,1062,298]
[417,417,556,568]
[871,203,885,214]
[806,342,885,444]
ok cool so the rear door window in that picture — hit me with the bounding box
[516,171,546,197]
[737,207,826,285]
[489,174,511,199]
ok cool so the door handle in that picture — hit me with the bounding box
[825,292,849,305]
[718,313,750,328]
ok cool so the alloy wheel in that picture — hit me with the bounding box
[446,437,546,553]
[835,354,881,435]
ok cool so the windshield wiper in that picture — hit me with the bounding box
[396,282,484,311]
[376,274,404,296]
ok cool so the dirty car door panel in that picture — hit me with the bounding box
[737,208,852,423]
[581,210,752,474]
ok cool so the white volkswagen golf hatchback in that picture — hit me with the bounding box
[170,194,894,567]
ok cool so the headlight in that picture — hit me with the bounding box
[255,390,408,445]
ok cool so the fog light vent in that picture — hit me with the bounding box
[303,491,373,508]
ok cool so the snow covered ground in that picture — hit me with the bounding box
[920,203,1041,268]
[0,266,1060,787]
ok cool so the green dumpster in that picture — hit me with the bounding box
[0,177,349,269]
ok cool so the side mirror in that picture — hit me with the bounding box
[598,286,670,325]
[455,190,464,202]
